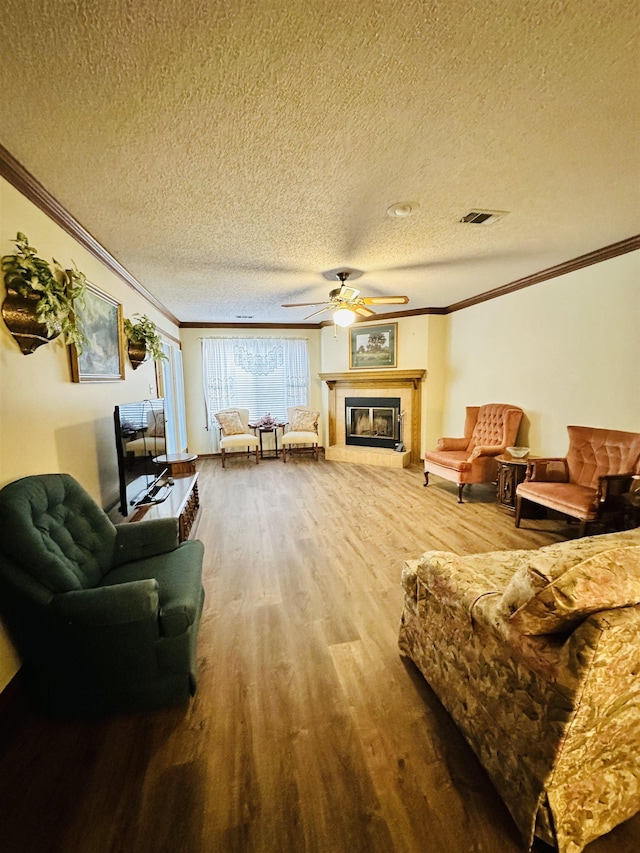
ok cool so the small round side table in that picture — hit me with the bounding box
[622,490,640,529]
[153,452,198,477]
[248,424,285,459]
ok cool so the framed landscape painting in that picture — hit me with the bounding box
[349,322,397,369]
[70,283,125,382]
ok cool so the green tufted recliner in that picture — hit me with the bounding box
[0,473,205,715]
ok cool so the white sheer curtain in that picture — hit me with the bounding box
[202,337,310,451]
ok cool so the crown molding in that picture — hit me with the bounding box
[180,321,323,330]
[317,305,448,326]
[446,235,640,313]
[2,144,637,328]
[0,143,180,327]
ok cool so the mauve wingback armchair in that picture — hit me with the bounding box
[516,426,640,536]
[0,473,205,715]
[424,403,524,502]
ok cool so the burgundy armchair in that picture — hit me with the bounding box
[516,426,640,536]
[424,403,524,503]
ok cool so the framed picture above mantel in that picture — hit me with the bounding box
[349,322,397,369]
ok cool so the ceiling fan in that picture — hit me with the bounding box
[282,271,409,326]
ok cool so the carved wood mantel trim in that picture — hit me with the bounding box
[319,370,426,464]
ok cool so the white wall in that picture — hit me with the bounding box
[0,178,180,690]
[180,327,323,453]
[444,252,640,454]
[319,314,446,451]
[0,180,179,498]
[181,316,445,459]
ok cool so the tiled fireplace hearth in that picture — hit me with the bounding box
[319,370,426,468]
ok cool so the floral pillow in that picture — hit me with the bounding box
[215,410,245,435]
[500,528,640,618]
[290,409,319,432]
[507,546,640,635]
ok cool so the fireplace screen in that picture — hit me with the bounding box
[345,397,401,449]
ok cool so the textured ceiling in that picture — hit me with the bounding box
[1,1,638,324]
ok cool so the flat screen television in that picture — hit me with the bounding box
[114,399,170,516]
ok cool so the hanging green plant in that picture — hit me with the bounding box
[2,232,87,354]
[123,313,168,368]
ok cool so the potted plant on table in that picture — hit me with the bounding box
[1,232,87,355]
[123,313,168,369]
[256,413,277,428]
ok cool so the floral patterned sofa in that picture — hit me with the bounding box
[399,528,640,852]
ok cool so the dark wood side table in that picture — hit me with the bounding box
[496,454,532,512]
[153,452,198,477]
[249,424,284,459]
[128,473,200,542]
[622,489,640,529]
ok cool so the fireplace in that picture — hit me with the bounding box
[345,396,401,449]
[320,369,426,467]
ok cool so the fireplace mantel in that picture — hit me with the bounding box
[320,369,426,464]
[319,370,425,390]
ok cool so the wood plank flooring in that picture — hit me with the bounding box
[1,457,639,852]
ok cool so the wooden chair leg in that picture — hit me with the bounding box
[283,445,288,462]
[424,471,429,487]
[314,443,318,460]
[221,449,226,469]
[578,519,588,537]
[255,447,259,464]
[457,483,464,503]
[515,495,522,527]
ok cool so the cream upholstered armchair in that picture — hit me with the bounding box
[281,406,320,462]
[214,408,259,468]
[124,408,166,457]
[424,403,524,502]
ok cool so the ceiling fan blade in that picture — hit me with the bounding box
[355,305,376,317]
[282,301,331,308]
[361,295,409,305]
[303,305,332,320]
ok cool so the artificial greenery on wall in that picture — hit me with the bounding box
[1,232,87,353]
[123,313,168,365]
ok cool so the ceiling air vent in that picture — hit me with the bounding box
[459,210,508,225]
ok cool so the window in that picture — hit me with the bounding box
[202,337,309,448]
[158,341,187,454]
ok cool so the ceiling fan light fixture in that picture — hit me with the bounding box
[333,307,356,327]
[284,268,409,323]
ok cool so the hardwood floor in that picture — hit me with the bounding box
[1,457,638,853]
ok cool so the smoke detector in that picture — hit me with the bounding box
[459,210,508,224]
[387,201,419,218]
